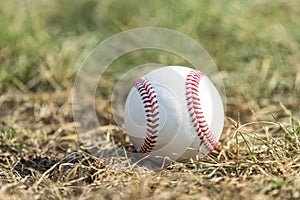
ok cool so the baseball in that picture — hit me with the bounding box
[124,66,224,162]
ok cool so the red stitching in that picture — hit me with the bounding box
[134,77,159,153]
[186,70,218,152]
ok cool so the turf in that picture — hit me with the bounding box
[0,0,299,199]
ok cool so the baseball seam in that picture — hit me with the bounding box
[134,77,159,153]
[186,70,218,152]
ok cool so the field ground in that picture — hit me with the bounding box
[0,0,300,199]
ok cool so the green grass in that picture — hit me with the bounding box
[1,0,299,106]
[0,0,299,199]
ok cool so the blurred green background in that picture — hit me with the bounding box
[1,0,299,118]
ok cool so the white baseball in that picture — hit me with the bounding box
[124,66,224,162]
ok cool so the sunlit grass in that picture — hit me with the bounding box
[0,0,299,199]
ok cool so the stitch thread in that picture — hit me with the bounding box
[186,70,218,152]
[134,77,159,153]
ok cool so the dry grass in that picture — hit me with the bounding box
[1,0,300,199]
[0,88,299,199]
